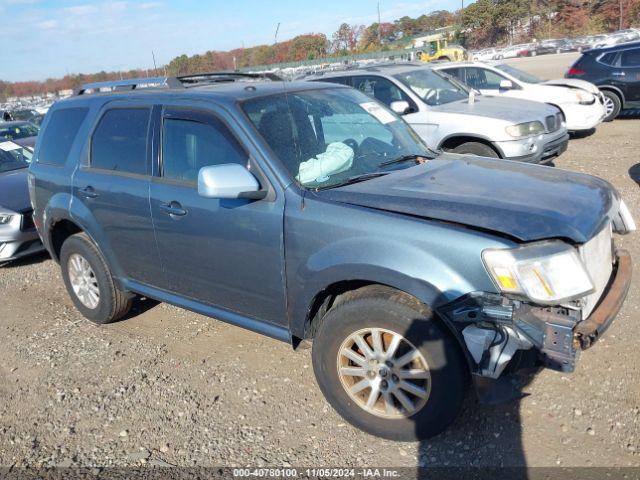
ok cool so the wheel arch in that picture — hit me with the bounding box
[296,280,474,376]
[598,85,625,107]
[295,276,459,345]
[438,134,503,158]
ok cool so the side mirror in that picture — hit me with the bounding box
[390,100,411,115]
[198,164,265,200]
[499,79,514,90]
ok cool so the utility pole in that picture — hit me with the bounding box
[151,51,158,76]
[377,1,382,45]
[274,22,281,45]
[619,0,624,30]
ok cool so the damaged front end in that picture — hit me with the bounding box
[438,247,632,404]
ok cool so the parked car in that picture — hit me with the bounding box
[566,41,640,120]
[30,74,634,441]
[306,63,569,163]
[10,109,45,126]
[494,44,533,59]
[0,140,43,263]
[0,121,39,142]
[472,48,499,61]
[435,61,606,132]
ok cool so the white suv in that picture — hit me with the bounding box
[307,63,569,164]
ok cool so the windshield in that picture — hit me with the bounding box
[393,68,468,106]
[242,87,432,189]
[0,141,32,173]
[0,122,39,140]
[495,64,543,84]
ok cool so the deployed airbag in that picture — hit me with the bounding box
[297,142,354,184]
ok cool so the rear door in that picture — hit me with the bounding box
[72,102,163,286]
[618,47,640,104]
[148,104,287,325]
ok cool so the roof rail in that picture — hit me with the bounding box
[176,71,282,86]
[75,77,182,96]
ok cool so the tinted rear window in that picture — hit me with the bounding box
[38,108,88,166]
[91,108,150,175]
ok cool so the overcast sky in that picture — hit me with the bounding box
[0,0,469,82]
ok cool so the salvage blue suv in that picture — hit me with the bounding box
[29,73,634,441]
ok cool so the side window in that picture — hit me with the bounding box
[91,108,150,175]
[322,77,351,86]
[162,116,248,183]
[464,67,506,90]
[38,108,88,166]
[599,52,619,66]
[352,76,409,108]
[620,48,640,67]
[441,67,464,82]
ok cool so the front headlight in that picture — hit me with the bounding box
[505,121,545,139]
[0,213,15,225]
[574,90,596,105]
[483,241,595,304]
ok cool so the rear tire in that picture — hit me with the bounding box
[312,287,468,441]
[450,142,499,158]
[60,233,133,324]
[602,90,622,122]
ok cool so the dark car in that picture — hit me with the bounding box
[0,140,44,263]
[0,121,39,142]
[29,74,634,441]
[566,41,640,120]
[11,109,45,126]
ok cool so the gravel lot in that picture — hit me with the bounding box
[1,54,639,469]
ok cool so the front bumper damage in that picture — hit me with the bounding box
[438,250,632,402]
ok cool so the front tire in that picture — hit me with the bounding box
[60,233,133,324]
[450,141,499,158]
[602,90,622,122]
[312,287,468,441]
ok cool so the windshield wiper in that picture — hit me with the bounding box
[378,152,437,168]
[315,172,390,190]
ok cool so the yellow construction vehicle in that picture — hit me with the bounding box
[414,34,468,63]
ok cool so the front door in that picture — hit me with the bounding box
[149,106,287,325]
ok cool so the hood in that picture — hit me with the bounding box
[542,78,600,95]
[0,168,31,213]
[317,156,616,244]
[432,95,558,123]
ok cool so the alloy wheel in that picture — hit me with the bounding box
[68,253,100,309]
[337,328,431,419]
[604,96,615,116]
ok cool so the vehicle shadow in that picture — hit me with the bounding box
[120,296,161,321]
[617,109,640,120]
[569,128,595,139]
[0,250,50,269]
[405,317,533,479]
[629,163,640,187]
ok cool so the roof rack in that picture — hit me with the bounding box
[75,77,182,96]
[75,71,282,96]
[177,71,282,86]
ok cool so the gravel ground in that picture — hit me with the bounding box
[0,55,639,469]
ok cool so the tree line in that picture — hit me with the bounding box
[2,0,638,99]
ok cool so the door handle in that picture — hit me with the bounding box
[79,186,99,199]
[159,202,187,217]
[611,71,626,77]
